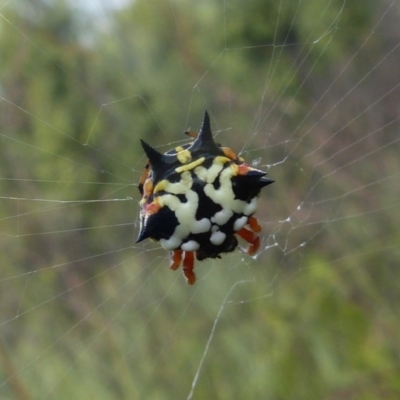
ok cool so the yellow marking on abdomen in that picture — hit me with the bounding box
[175,157,205,173]
[177,149,192,164]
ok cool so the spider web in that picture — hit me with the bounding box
[1,0,400,399]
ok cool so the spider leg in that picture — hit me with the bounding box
[236,227,260,256]
[169,250,183,270]
[182,251,196,285]
[169,250,196,284]
[138,160,150,196]
[184,130,198,139]
[221,146,240,161]
[247,215,262,232]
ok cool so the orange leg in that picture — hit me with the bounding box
[184,130,198,139]
[169,250,183,270]
[236,227,260,256]
[222,146,239,161]
[137,161,150,196]
[247,216,262,233]
[182,251,196,285]
[169,250,196,284]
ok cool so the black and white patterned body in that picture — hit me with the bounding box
[136,112,273,283]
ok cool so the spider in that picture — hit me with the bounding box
[136,111,273,284]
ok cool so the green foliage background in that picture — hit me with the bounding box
[1,0,400,399]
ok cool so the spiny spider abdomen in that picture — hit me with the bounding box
[136,111,273,284]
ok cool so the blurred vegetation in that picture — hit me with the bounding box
[1,0,400,399]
